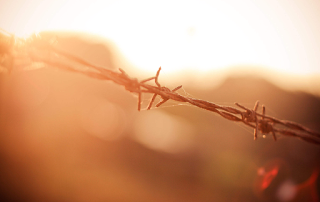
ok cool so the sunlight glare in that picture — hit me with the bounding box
[1,0,320,77]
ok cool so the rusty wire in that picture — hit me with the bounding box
[1,32,320,145]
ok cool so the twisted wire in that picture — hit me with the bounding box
[1,32,320,145]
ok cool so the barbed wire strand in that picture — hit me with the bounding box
[1,33,320,145]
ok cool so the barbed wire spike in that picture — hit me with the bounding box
[235,101,260,140]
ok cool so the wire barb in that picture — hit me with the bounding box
[155,67,161,87]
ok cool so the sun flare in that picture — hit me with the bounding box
[1,0,320,77]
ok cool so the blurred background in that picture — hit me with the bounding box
[1,0,320,201]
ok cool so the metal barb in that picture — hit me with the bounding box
[147,93,158,110]
[155,67,161,87]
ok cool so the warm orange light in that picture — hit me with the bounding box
[1,0,320,88]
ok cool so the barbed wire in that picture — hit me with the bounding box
[1,31,320,145]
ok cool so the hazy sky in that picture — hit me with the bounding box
[1,0,320,77]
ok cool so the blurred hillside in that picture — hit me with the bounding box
[0,33,319,202]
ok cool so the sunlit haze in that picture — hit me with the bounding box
[1,1,320,201]
[1,0,320,92]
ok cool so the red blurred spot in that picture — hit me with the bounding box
[261,166,279,189]
[253,159,289,201]
[294,169,319,202]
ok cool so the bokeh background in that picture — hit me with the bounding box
[1,0,320,201]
